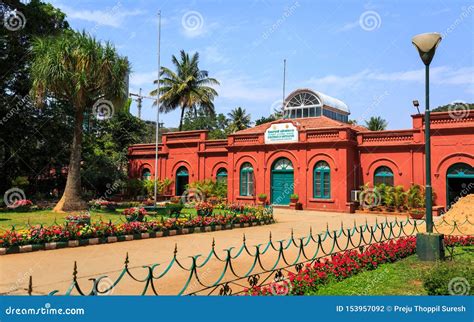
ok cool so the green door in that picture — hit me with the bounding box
[175,167,189,196]
[271,158,294,205]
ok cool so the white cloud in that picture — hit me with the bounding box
[336,21,360,32]
[202,46,228,64]
[306,66,473,89]
[56,3,145,28]
[130,71,157,87]
[215,70,280,102]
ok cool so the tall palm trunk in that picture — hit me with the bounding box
[178,105,186,131]
[53,107,87,212]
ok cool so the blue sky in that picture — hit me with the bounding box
[48,0,473,129]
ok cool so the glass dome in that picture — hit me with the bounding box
[283,89,349,122]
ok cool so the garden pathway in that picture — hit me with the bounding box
[0,209,407,295]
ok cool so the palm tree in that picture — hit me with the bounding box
[30,31,129,211]
[365,116,388,131]
[150,50,219,131]
[228,107,251,132]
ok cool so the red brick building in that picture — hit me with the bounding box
[128,89,474,213]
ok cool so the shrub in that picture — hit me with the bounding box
[290,194,298,199]
[423,261,474,295]
[258,193,267,199]
[186,179,227,200]
[407,184,424,209]
[126,179,145,199]
[12,176,29,189]
[393,185,407,211]
[166,203,184,217]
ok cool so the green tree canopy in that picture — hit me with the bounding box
[228,107,252,132]
[30,31,130,211]
[365,116,388,131]
[150,50,220,131]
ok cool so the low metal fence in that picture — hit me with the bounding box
[25,216,472,296]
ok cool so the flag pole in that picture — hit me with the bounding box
[153,11,162,206]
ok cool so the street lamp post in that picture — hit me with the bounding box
[412,32,444,261]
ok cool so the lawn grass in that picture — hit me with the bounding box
[0,208,174,232]
[0,209,124,232]
[309,246,474,295]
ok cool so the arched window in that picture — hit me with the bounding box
[141,168,151,181]
[374,166,394,186]
[216,168,228,184]
[314,161,330,199]
[240,163,254,196]
[272,158,294,170]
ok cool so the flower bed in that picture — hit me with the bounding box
[122,207,147,222]
[7,199,34,212]
[65,214,91,226]
[0,206,274,254]
[247,235,474,296]
[88,199,118,211]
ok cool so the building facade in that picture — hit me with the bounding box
[128,89,474,213]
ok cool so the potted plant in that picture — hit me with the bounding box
[123,207,147,222]
[196,201,214,216]
[409,208,425,220]
[258,193,267,204]
[295,202,303,210]
[66,213,91,226]
[290,194,299,204]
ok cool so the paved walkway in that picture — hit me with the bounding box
[0,209,407,295]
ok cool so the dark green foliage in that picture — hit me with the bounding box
[422,256,474,295]
[432,102,473,112]
[166,203,184,217]
[82,111,148,196]
[228,107,251,132]
[181,107,229,139]
[0,0,70,194]
[365,116,388,131]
